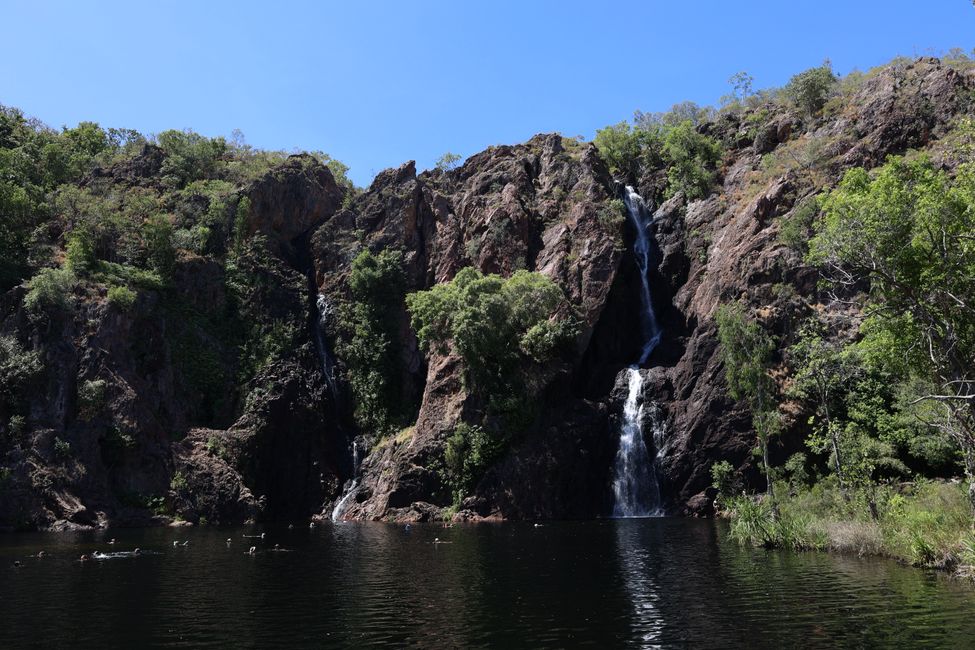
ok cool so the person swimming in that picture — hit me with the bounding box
[79,554,90,562]
[133,548,141,555]
[107,538,116,545]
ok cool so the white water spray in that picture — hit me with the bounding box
[313,293,339,399]
[331,440,361,521]
[611,186,666,517]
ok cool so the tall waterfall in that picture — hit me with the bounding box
[611,186,666,517]
[624,186,662,364]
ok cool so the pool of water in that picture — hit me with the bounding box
[1,518,973,648]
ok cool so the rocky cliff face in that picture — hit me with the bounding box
[1,57,972,530]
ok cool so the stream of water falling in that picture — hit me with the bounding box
[331,440,361,521]
[611,186,665,517]
[313,293,339,400]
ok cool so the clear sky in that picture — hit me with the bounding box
[2,1,973,187]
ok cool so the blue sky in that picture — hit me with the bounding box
[2,1,973,187]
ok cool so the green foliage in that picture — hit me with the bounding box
[662,121,722,200]
[810,156,975,518]
[444,422,504,504]
[596,198,626,234]
[106,285,137,311]
[593,121,663,178]
[776,195,820,253]
[407,267,577,397]
[783,62,837,116]
[716,301,780,502]
[77,379,107,421]
[53,436,71,460]
[0,336,41,408]
[142,215,176,281]
[710,460,736,501]
[156,129,227,189]
[24,267,76,315]
[338,249,409,434]
[65,229,97,274]
[720,71,755,108]
[170,471,188,493]
[435,152,462,173]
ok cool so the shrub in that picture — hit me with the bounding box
[444,422,503,504]
[24,267,76,315]
[53,436,71,459]
[435,152,461,173]
[77,379,107,420]
[0,336,41,402]
[783,63,837,117]
[777,195,820,252]
[594,121,663,178]
[337,249,408,434]
[710,460,735,502]
[407,267,577,397]
[106,285,137,311]
[662,121,722,200]
[65,229,97,274]
[597,198,626,233]
[170,471,188,493]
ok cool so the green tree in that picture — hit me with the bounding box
[810,156,975,521]
[662,121,722,200]
[407,267,576,396]
[788,318,858,498]
[716,301,779,508]
[594,121,663,178]
[435,152,461,174]
[783,62,837,117]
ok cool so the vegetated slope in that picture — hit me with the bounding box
[0,55,972,529]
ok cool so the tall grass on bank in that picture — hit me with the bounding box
[723,480,975,574]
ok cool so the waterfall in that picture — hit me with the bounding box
[331,440,361,521]
[611,186,666,517]
[313,293,339,399]
[624,186,662,365]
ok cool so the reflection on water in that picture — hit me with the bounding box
[1,519,973,648]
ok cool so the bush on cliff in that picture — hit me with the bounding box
[407,267,577,397]
[339,249,409,434]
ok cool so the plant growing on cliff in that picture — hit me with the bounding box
[662,121,722,201]
[77,379,107,421]
[594,121,663,178]
[407,267,577,397]
[810,156,975,523]
[783,61,837,117]
[338,249,410,435]
[444,422,502,504]
[716,301,780,510]
[435,152,462,174]
[24,267,77,316]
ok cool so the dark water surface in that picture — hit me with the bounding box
[1,518,974,648]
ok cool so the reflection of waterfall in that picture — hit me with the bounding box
[614,521,665,645]
[313,292,339,399]
[611,186,666,517]
[331,440,361,521]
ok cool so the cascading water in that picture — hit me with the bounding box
[611,186,666,517]
[312,293,339,400]
[331,440,361,521]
